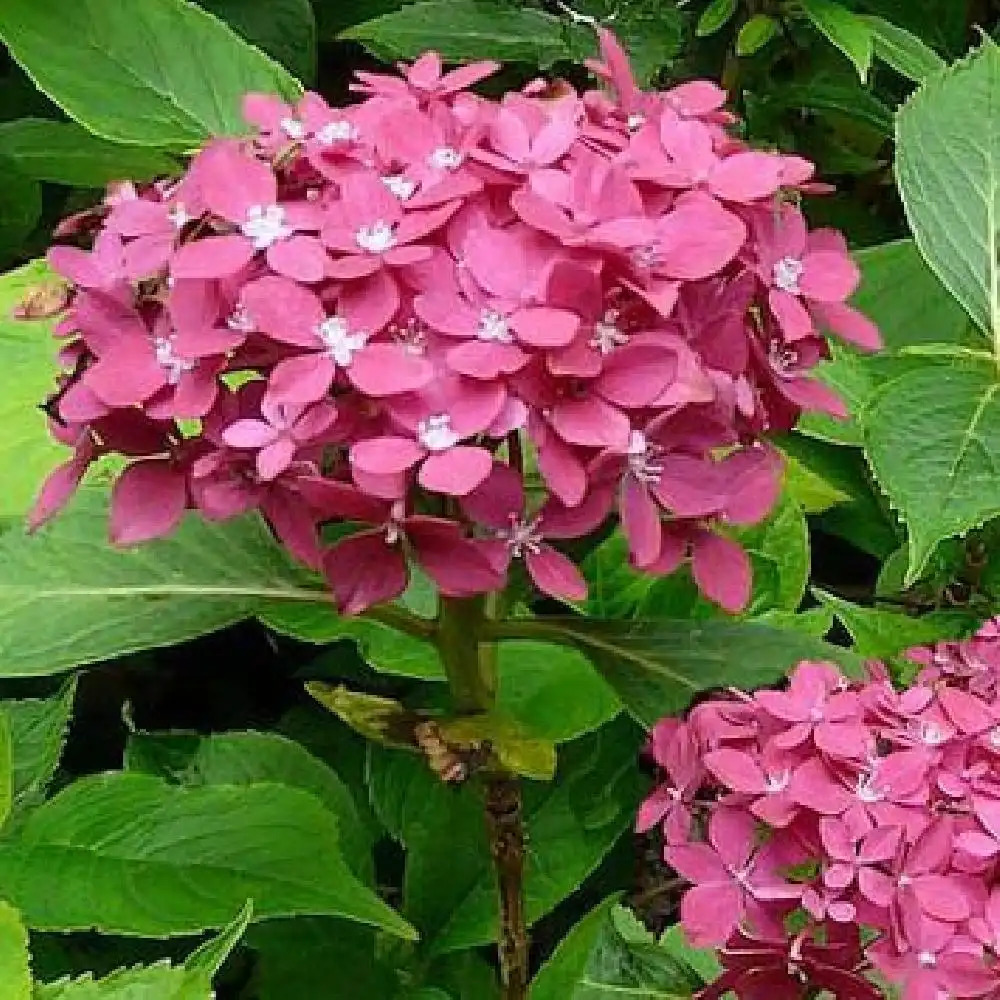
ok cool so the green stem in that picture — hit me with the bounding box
[363,603,436,641]
[437,595,494,711]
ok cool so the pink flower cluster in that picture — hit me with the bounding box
[640,617,1000,999]
[31,32,878,615]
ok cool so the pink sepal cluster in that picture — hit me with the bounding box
[32,33,878,614]
[640,616,1000,1000]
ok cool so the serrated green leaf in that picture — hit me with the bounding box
[801,0,873,80]
[863,365,1000,585]
[697,0,737,37]
[0,489,351,676]
[0,120,178,187]
[342,1,590,68]
[0,900,30,1000]
[0,0,301,151]
[895,41,1000,347]
[0,771,414,939]
[519,617,861,727]
[736,14,779,56]
[125,730,374,882]
[861,15,945,82]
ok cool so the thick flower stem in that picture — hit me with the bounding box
[437,596,529,999]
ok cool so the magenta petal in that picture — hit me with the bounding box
[110,461,187,545]
[812,300,883,351]
[266,234,329,282]
[536,433,587,506]
[621,478,661,568]
[510,307,579,348]
[29,446,94,531]
[417,446,493,496]
[241,275,324,346]
[257,437,296,480]
[324,530,408,615]
[327,254,382,280]
[461,463,525,529]
[656,193,746,280]
[351,436,424,476]
[709,152,784,203]
[223,419,278,449]
[349,344,434,396]
[768,288,814,341]
[267,354,336,405]
[85,345,164,407]
[691,531,750,613]
[406,516,504,596]
[678,883,741,948]
[548,397,630,449]
[171,234,254,279]
[704,749,765,794]
[525,545,588,602]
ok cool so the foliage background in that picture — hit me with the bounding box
[1,0,999,996]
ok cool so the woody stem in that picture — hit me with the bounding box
[437,596,529,1000]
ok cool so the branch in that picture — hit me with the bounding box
[363,602,437,640]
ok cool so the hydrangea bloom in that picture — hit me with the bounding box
[29,30,878,614]
[640,616,1000,999]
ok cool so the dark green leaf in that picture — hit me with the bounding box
[0,0,301,150]
[0,166,40,266]
[801,0,873,80]
[861,15,945,82]
[579,531,654,619]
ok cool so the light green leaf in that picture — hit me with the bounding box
[183,900,253,979]
[0,490,350,676]
[0,120,178,187]
[780,449,851,513]
[342,1,590,68]
[125,730,374,882]
[801,0,873,80]
[895,41,1000,347]
[0,771,415,939]
[0,260,64,519]
[697,0,738,37]
[863,364,1000,585]
[0,0,301,151]
[6,679,77,814]
[496,641,621,744]
[530,900,704,999]
[0,900,30,1000]
[196,0,317,84]
[736,14,779,56]
[861,15,945,82]
[520,617,861,727]
[579,531,654,619]
[370,716,646,953]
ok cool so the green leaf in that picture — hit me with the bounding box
[895,41,1000,346]
[0,120,178,187]
[0,771,415,939]
[370,716,646,953]
[0,489,350,676]
[0,167,40,266]
[696,0,738,37]
[780,449,851,513]
[530,900,704,999]
[736,14,779,56]
[855,0,964,56]
[760,78,893,134]
[801,0,873,80]
[0,0,301,151]
[496,641,621,744]
[6,679,76,814]
[0,261,66,519]
[863,365,1000,585]
[196,0,317,84]
[658,925,722,984]
[342,1,590,68]
[0,900,30,1000]
[861,15,945,82]
[579,531,654,619]
[522,617,861,727]
[0,712,12,831]
[813,589,974,658]
[439,713,557,781]
[125,730,374,882]
[576,0,683,86]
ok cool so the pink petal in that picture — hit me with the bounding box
[535,431,588,507]
[655,193,746,280]
[326,254,383,280]
[413,291,479,336]
[257,437,296,481]
[110,461,187,545]
[678,883,742,948]
[171,234,254,279]
[768,288,814,341]
[548,397,630,449]
[223,419,278,449]
[267,354,336,405]
[351,436,424,476]
[417,446,493,496]
[348,344,435,396]
[266,234,329,282]
[709,152,784,203]
[812,300,883,351]
[461,463,525,528]
[241,275,324,346]
[621,477,661,568]
[510,307,579,348]
[525,545,588,601]
[324,530,408,615]
[704,749,766,794]
[195,141,276,221]
[799,251,860,302]
[914,876,971,922]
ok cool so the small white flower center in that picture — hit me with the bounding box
[429,146,464,170]
[418,414,459,452]
[773,256,805,294]
[316,120,358,145]
[241,204,291,250]
[626,430,663,485]
[167,203,191,230]
[385,500,407,545]
[153,335,195,385]
[768,339,799,374]
[627,112,646,133]
[990,727,1000,749]
[590,309,629,354]
[855,772,884,804]
[498,515,544,558]
[226,303,255,333]
[765,770,791,794]
[356,220,397,254]
[382,174,417,201]
[809,705,824,722]
[918,951,937,969]
[632,243,661,272]
[280,117,306,140]
[316,316,367,366]
[477,308,514,343]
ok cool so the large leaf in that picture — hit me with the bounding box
[0,120,178,187]
[861,15,945,82]
[895,41,1000,346]
[197,0,317,85]
[0,0,301,151]
[855,0,965,56]
[0,490,344,676]
[124,730,374,881]
[0,772,414,938]
[0,260,68,519]
[342,1,590,68]
[515,618,861,727]
[579,531,654,619]
[369,715,646,954]
[863,364,1000,585]
[0,900,30,1000]
[530,900,706,1000]
[801,0,873,80]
